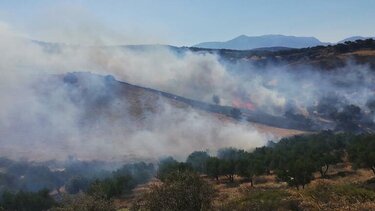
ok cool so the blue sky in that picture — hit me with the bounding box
[0,0,374,46]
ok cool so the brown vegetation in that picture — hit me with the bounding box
[117,165,375,210]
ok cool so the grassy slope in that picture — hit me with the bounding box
[116,163,375,210]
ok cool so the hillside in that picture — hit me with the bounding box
[14,39,375,144]
[36,72,309,135]
[34,38,375,71]
[1,131,374,210]
[115,132,375,210]
[119,165,375,210]
[190,38,375,70]
[32,39,375,135]
[9,39,375,163]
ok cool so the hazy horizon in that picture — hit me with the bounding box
[0,0,374,46]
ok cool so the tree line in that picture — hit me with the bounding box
[0,131,374,210]
[158,131,374,189]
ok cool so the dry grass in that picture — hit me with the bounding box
[250,122,308,138]
[115,165,375,210]
[296,181,375,210]
[344,50,375,56]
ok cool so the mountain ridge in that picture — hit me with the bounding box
[194,34,374,50]
[194,34,329,50]
[338,36,375,43]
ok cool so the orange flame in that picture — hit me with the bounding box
[232,98,255,110]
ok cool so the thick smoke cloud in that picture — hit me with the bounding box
[1,21,374,161]
[0,25,272,161]
[51,44,375,117]
[87,46,375,125]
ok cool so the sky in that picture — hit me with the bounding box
[0,0,374,46]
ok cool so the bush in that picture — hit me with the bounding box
[0,189,56,211]
[133,171,214,211]
[157,157,193,182]
[65,176,90,194]
[51,193,115,211]
[206,157,220,180]
[87,175,135,199]
[113,162,155,185]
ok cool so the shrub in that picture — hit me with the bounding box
[65,176,90,194]
[157,157,193,182]
[133,171,214,211]
[0,189,56,211]
[87,175,135,199]
[51,193,115,211]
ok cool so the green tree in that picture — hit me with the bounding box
[205,157,220,181]
[65,176,90,194]
[217,148,244,182]
[186,151,210,173]
[253,146,274,175]
[157,157,193,181]
[212,95,220,105]
[87,175,135,199]
[276,158,315,189]
[235,154,265,187]
[349,135,375,175]
[113,162,155,185]
[0,189,56,211]
[307,135,343,178]
[311,150,342,178]
[219,159,236,182]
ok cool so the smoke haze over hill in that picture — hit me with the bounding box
[1,22,375,162]
[0,25,271,161]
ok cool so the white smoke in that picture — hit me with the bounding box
[0,24,271,161]
[1,19,374,161]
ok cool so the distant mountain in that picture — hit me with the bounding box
[194,35,329,50]
[338,36,374,43]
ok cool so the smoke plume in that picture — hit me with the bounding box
[1,20,375,161]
